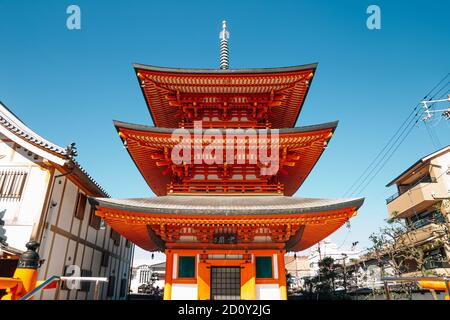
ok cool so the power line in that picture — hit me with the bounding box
[352,92,445,196]
[343,74,449,197]
[342,104,420,197]
[353,118,419,195]
[349,107,423,196]
[352,87,449,196]
[343,73,449,197]
[424,120,441,148]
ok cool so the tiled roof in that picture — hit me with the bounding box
[0,102,66,156]
[113,120,338,135]
[386,145,450,187]
[90,195,364,216]
[0,101,109,197]
[134,63,317,128]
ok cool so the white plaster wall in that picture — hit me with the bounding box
[57,181,77,232]
[18,166,50,225]
[0,138,51,251]
[41,233,68,300]
[256,284,280,300]
[0,134,134,300]
[171,284,198,300]
[434,152,450,191]
[0,138,14,159]
[44,175,65,227]
[95,227,106,247]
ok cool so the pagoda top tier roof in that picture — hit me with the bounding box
[134,63,317,128]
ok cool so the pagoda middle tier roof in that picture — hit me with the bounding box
[134,63,317,128]
[115,120,337,196]
[90,195,364,252]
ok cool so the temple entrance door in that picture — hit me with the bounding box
[210,266,241,300]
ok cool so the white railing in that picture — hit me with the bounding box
[19,276,108,300]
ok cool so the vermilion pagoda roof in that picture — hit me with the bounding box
[115,120,337,196]
[89,59,365,253]
[134,63,317,128]
[90,196,364,251]
[91,195,363,215]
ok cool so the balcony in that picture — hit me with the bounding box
[396,223,444,246]
[387,181,449,219]
[386,176,437,205]
[423,260,449,270]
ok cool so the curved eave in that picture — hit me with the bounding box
[90,196,364,216]
[113,120,337,196]
[113,119,338,135]
[385,145,450,187]
[0,101,67,164]
[89,196,364,252]
[0,101,109,197]
[133,63,318,75]
[134,63,318,129]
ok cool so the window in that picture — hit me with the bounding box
[106,276,116,297]
[409,209,445,229]
[178,256,195,278]
[424,248,447,270]
[140,269,150,283]
[125,239,132,248]
[88,206,101,230]
[101,252,110,267]
[210,267,241,300]
[74,192,87,220]
[119,278,127,297]
[0,170,27,200]
[110,229,120,246]
[256,256,273,278]
[80,269,92,292]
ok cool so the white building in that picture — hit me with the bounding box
[0,101,134,300]
[305,237,363,274]
[283,238,363,290]
[130,261,166,293]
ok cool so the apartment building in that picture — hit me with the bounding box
[386,145,450,274]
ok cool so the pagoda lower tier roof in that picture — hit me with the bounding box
[115,120,337,196]
[89,196,364,252]
[134,63,317,128]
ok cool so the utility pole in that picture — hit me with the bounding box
[342,253,348,293]
[294,253,299,289]
[421,95,450,122]
[318,241,322,260]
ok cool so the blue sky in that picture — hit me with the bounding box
[0,0,449,264]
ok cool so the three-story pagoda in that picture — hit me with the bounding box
[90,22,364,300]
